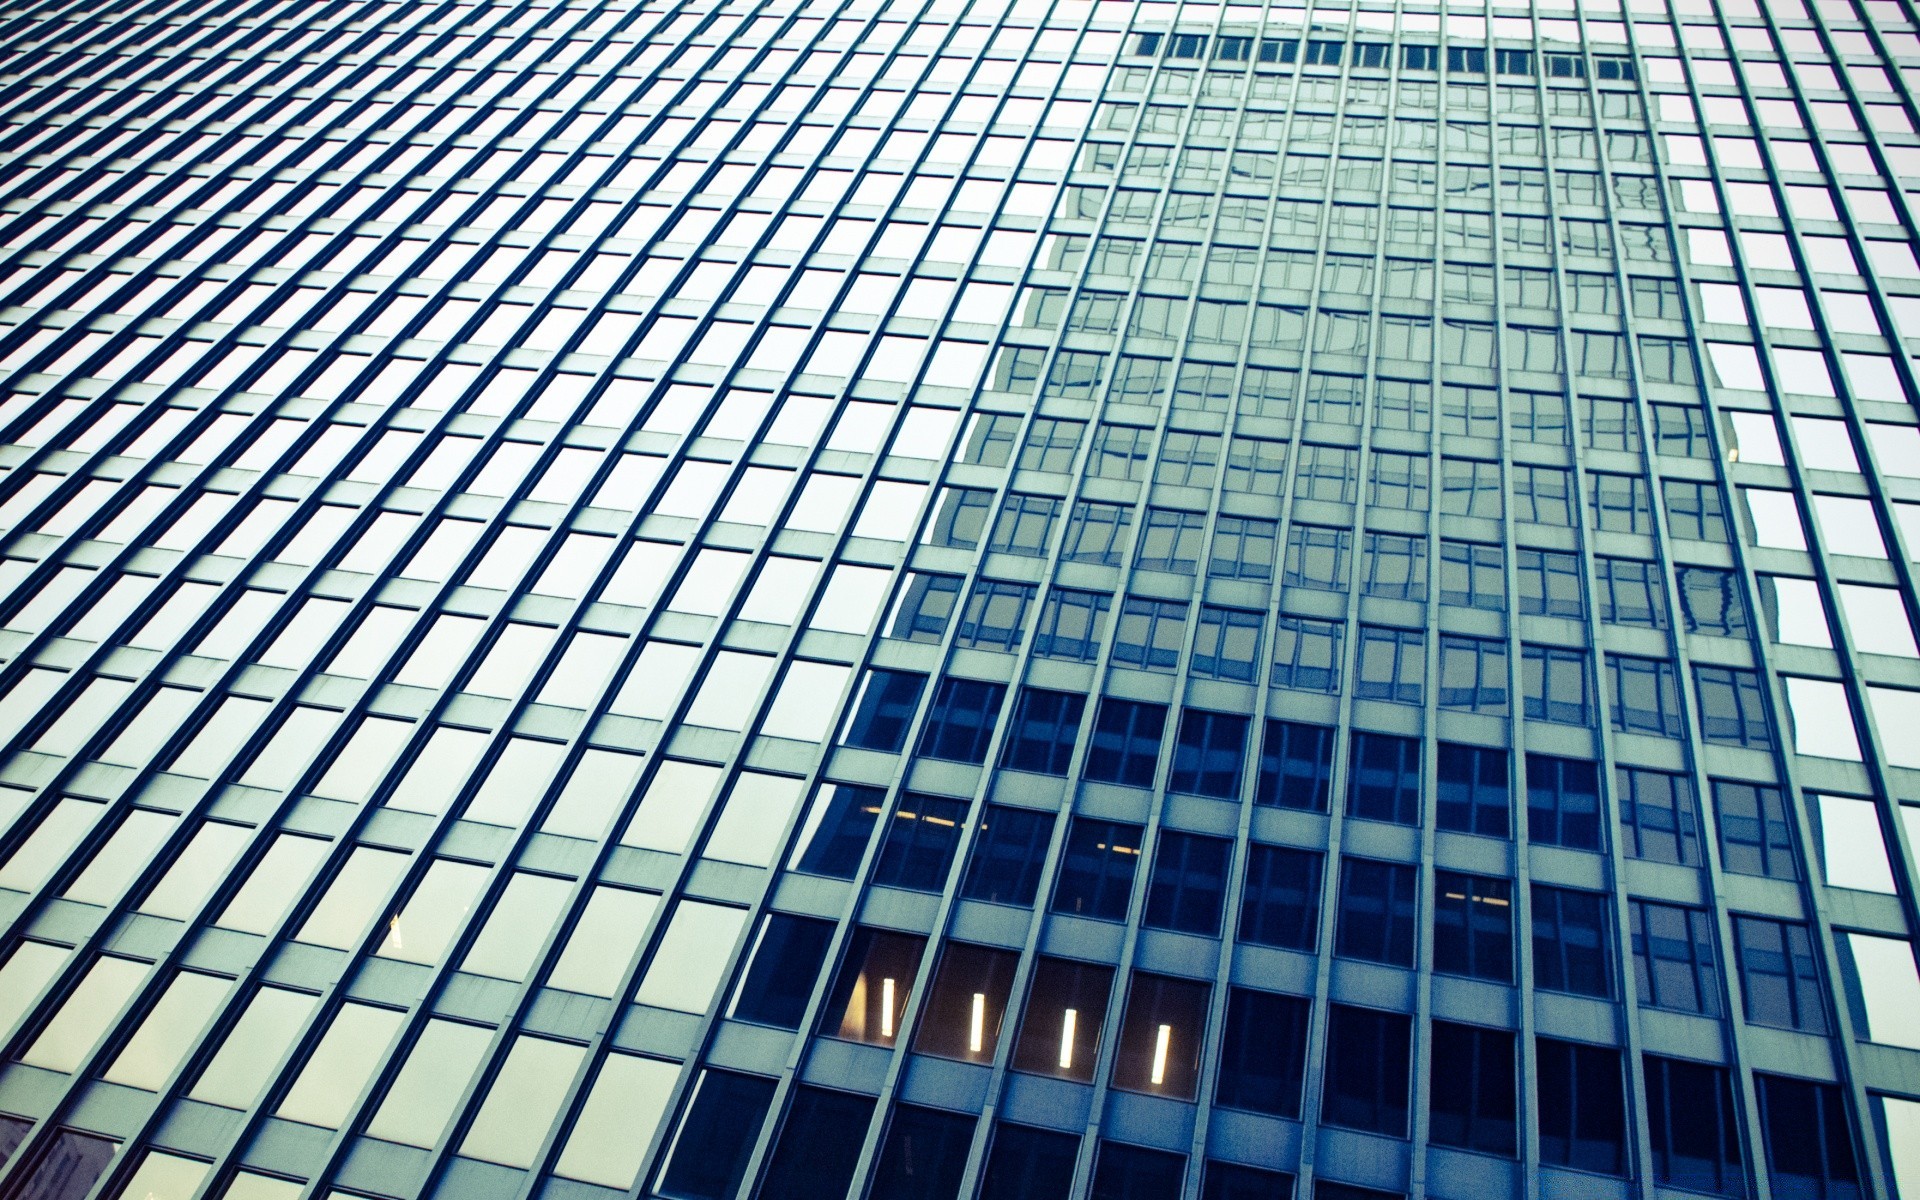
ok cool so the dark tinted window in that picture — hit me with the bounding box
[757,1086,877,1200]
[1085,698,1168,788]
[1429,1021,1517,1157]
[1525,754,1601,850]
[1052,818,1144,921]
[730,913,834,1028]
[1435,742,1509,838]
[843,669,927,752]
[1347,731,1420,825]
[1214,987,1310,1118]
[979,1124,1081,1200]
[1536,1037,1627,1175]
[1531,884,1613,998]
[1336,857,1417,967]
[791,782,884,877]
[1755,1075,1861,1200]
[1090,1142,1187,1200]
[870,1105,975,1200]
[1000,687,1086,775]
[1144,831,1231,936]
[1239,843,1322,952]
[1256,719,1335,810]
[1168,709,1248,798]
[1320,1004,1411,1136]
[915,677,1005,764]
[872,794,970,891]
[1432,871,1513,983]
[1644,1055,1747,1195]
[656,1070,777,1200]
[962,805,1054,907]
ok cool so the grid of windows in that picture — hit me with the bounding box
[0,1,1916,1199]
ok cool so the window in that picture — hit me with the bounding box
[1643,1055,1747,1196]
[1089,424,1152,480]
[1086,699,1166,788]
[924,486,992,548]
[1145,831,1231,936]
[1215,988,1310,1118]
[730,914,834,1030]
[1062,501,1133,566]
[1608,655,1686,738]
[1436,743,1509,838]
[1112,597,1187,671]
[1225,438,1286,493]
[1368,451,1429,510]
[1433,872,1514,983]
[1271,616,1344,692]
[1715,780,1798,880]
[1677,566,1747,635]
[1441,459,1502,518]
[1336,857,1417,967]
[1665,480,1732,542]
[1360,533,1426,602]
[1000,688,1085,776]
[1523,644,1593,725]
[1034,588,1111,661]
[1631,900,1722,1016]
[977,1124,1079,1200]
[1135,508,1205,573]
[1191,606,1263,682]
[912,944,1019,1063]
[790,783,884,878]
[1208,516,1277,581]
[1284,525,1351,592]
[962,806,1054,907]
[824,928,927,1045]
[1429,1022,1517,1157]
[1155,432,1220,488]
[1091,1143,1187,1200]
[1347,731,1420,825]
[1320,1005,1411,1136]
[1594,557,1667,628]
[758,1087,875,1198]
[1052,818,1143,921]
[1587,472,1651,533]
[655,1072,776,1200]
[1695,666,1773,749]
[1532,885,1613,998]
[1513,464,1574,525]
[1438,636,1510,715]
[1019,418,1084,473]
[888,573,962,642]
[1168,709,1248,799]
[989,494,1061,556]
[1537,1038,1627,1175]
[1527,754,1602,850]
[1012,957,1114,1082]
[1111,972,1211,1098]
[916,678,1005,764]
[1755,1075,1862,1200]
[1439,541,1503,609]
[1617,766,1700,865]
[1516,548,1584,618]
[1735,916,1828,1034]
[1239,844,1322,951]
[872,794,969,891]
[1256,719,1334,811]
[955,580,1036,652]
[843,669,927,752]
[1355,625,1424,705]
[871,1106,974,1199]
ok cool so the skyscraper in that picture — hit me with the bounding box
[1,0,1919,1196]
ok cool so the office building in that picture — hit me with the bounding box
[0,0,1917,1197]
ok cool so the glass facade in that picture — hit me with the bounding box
[0,0,1917,1197]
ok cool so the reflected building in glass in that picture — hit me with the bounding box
[0,0,1919,1197]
